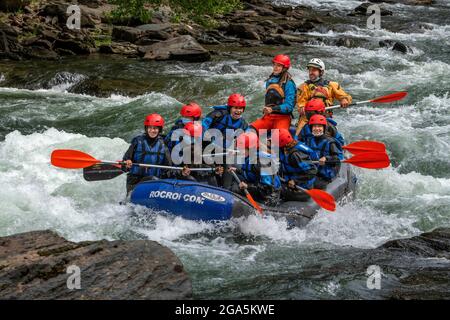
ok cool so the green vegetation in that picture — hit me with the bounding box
[107,0,242,27]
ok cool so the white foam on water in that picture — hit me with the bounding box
[0,128,130,241]
[305,23,450,44]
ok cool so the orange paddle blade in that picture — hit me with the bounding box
[370,92,408,104]
[51,149,100,169]
[344,152,390,169]
[245,193,263,215]
[303,189,336,212]
[343,141,386,154]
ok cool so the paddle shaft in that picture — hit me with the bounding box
[326,100,370,110]
[102,160,214,172]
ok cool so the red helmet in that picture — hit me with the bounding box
[272,54,291,69]
[277,129,294,148]
[227,93,246,109]
[181,103,202,118]
[183,122,203,138]
[309,114,327,126]
[305,99,326,113]
[236,132,259,149]
[144,114,165,127]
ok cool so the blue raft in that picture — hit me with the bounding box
[130,164,357,228]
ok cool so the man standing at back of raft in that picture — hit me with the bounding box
[295,58,352,137]
[250,54,297,133]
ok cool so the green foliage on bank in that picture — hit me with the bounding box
[107,0,242,27]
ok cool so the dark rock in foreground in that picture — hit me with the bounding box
[0,230,192,300]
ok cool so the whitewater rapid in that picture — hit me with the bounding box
[0,0,449,298]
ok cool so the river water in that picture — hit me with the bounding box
[0,0,449,299]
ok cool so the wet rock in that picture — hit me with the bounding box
[0,0,31,12]
[23,46,59,60]
[369,0,433,5]
[0,23,23,60]
[53,31,95,55]
[392,42,409,54]
[349,2,393,16]
[226,23,263,40]
[99,42,139,56]
[0,230,192,299]
[143,35,210,62]
[112,26,143,43]
[379,40,411,54]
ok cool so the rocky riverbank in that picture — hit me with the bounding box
[0,0,429,63]
[0,228,448,299]
[0,230,192,299]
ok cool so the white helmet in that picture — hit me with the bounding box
[307,58,325,72]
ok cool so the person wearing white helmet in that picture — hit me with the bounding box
[295,58,352,136]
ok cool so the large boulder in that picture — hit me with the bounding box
[143,35,210,62]
[0,230,192,299]
[0,0,30,12]
[226,23,263,40]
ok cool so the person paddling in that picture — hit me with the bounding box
[202,93,249,188]
[297,98,345,155]
[165,102,202,152]
[304,115,341,189]
[296,58,352,136]
[277,129,318,201]
[173,122,224,186]
[250,55,297,133]
[228,132,281,206]
[123,114,172,196]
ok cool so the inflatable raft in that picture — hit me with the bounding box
[130,164,357,228]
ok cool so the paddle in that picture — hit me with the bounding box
[51,149,215,172]
[313,152,390,169]
[229,170,263,215]
[84,163,124,181]
[326,91,408,110]
[280,178,336,212]
[342,140,386,155]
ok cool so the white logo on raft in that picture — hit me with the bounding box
[201,192,226,202]
[148,191,205,205]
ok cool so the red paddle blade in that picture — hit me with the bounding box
[370,92,408,104]
[343,141,386,154]
[246,193,263,215]
[51,149,100,169]
[344,152,390,169]
[304,189,336,212]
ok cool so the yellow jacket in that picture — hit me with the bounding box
[295,79,352,136]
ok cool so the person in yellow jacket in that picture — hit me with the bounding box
[295,58,352,136]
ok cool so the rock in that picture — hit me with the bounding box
[23,46,58,60]
[78,0,105,8]
[143,35,210,62]
[151,5,173,24]
[0,23,23,59]
[99,42,139,56]
[0,230,192,299]
[349,2,393,16]
[379,40,411,54]
[392,41,409,54]
[369,0,433,5]
[0,0,30,12]
[112,26,143,43]
[54,38,92,55]
[263,35,291,46]
[226,23,263,40]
